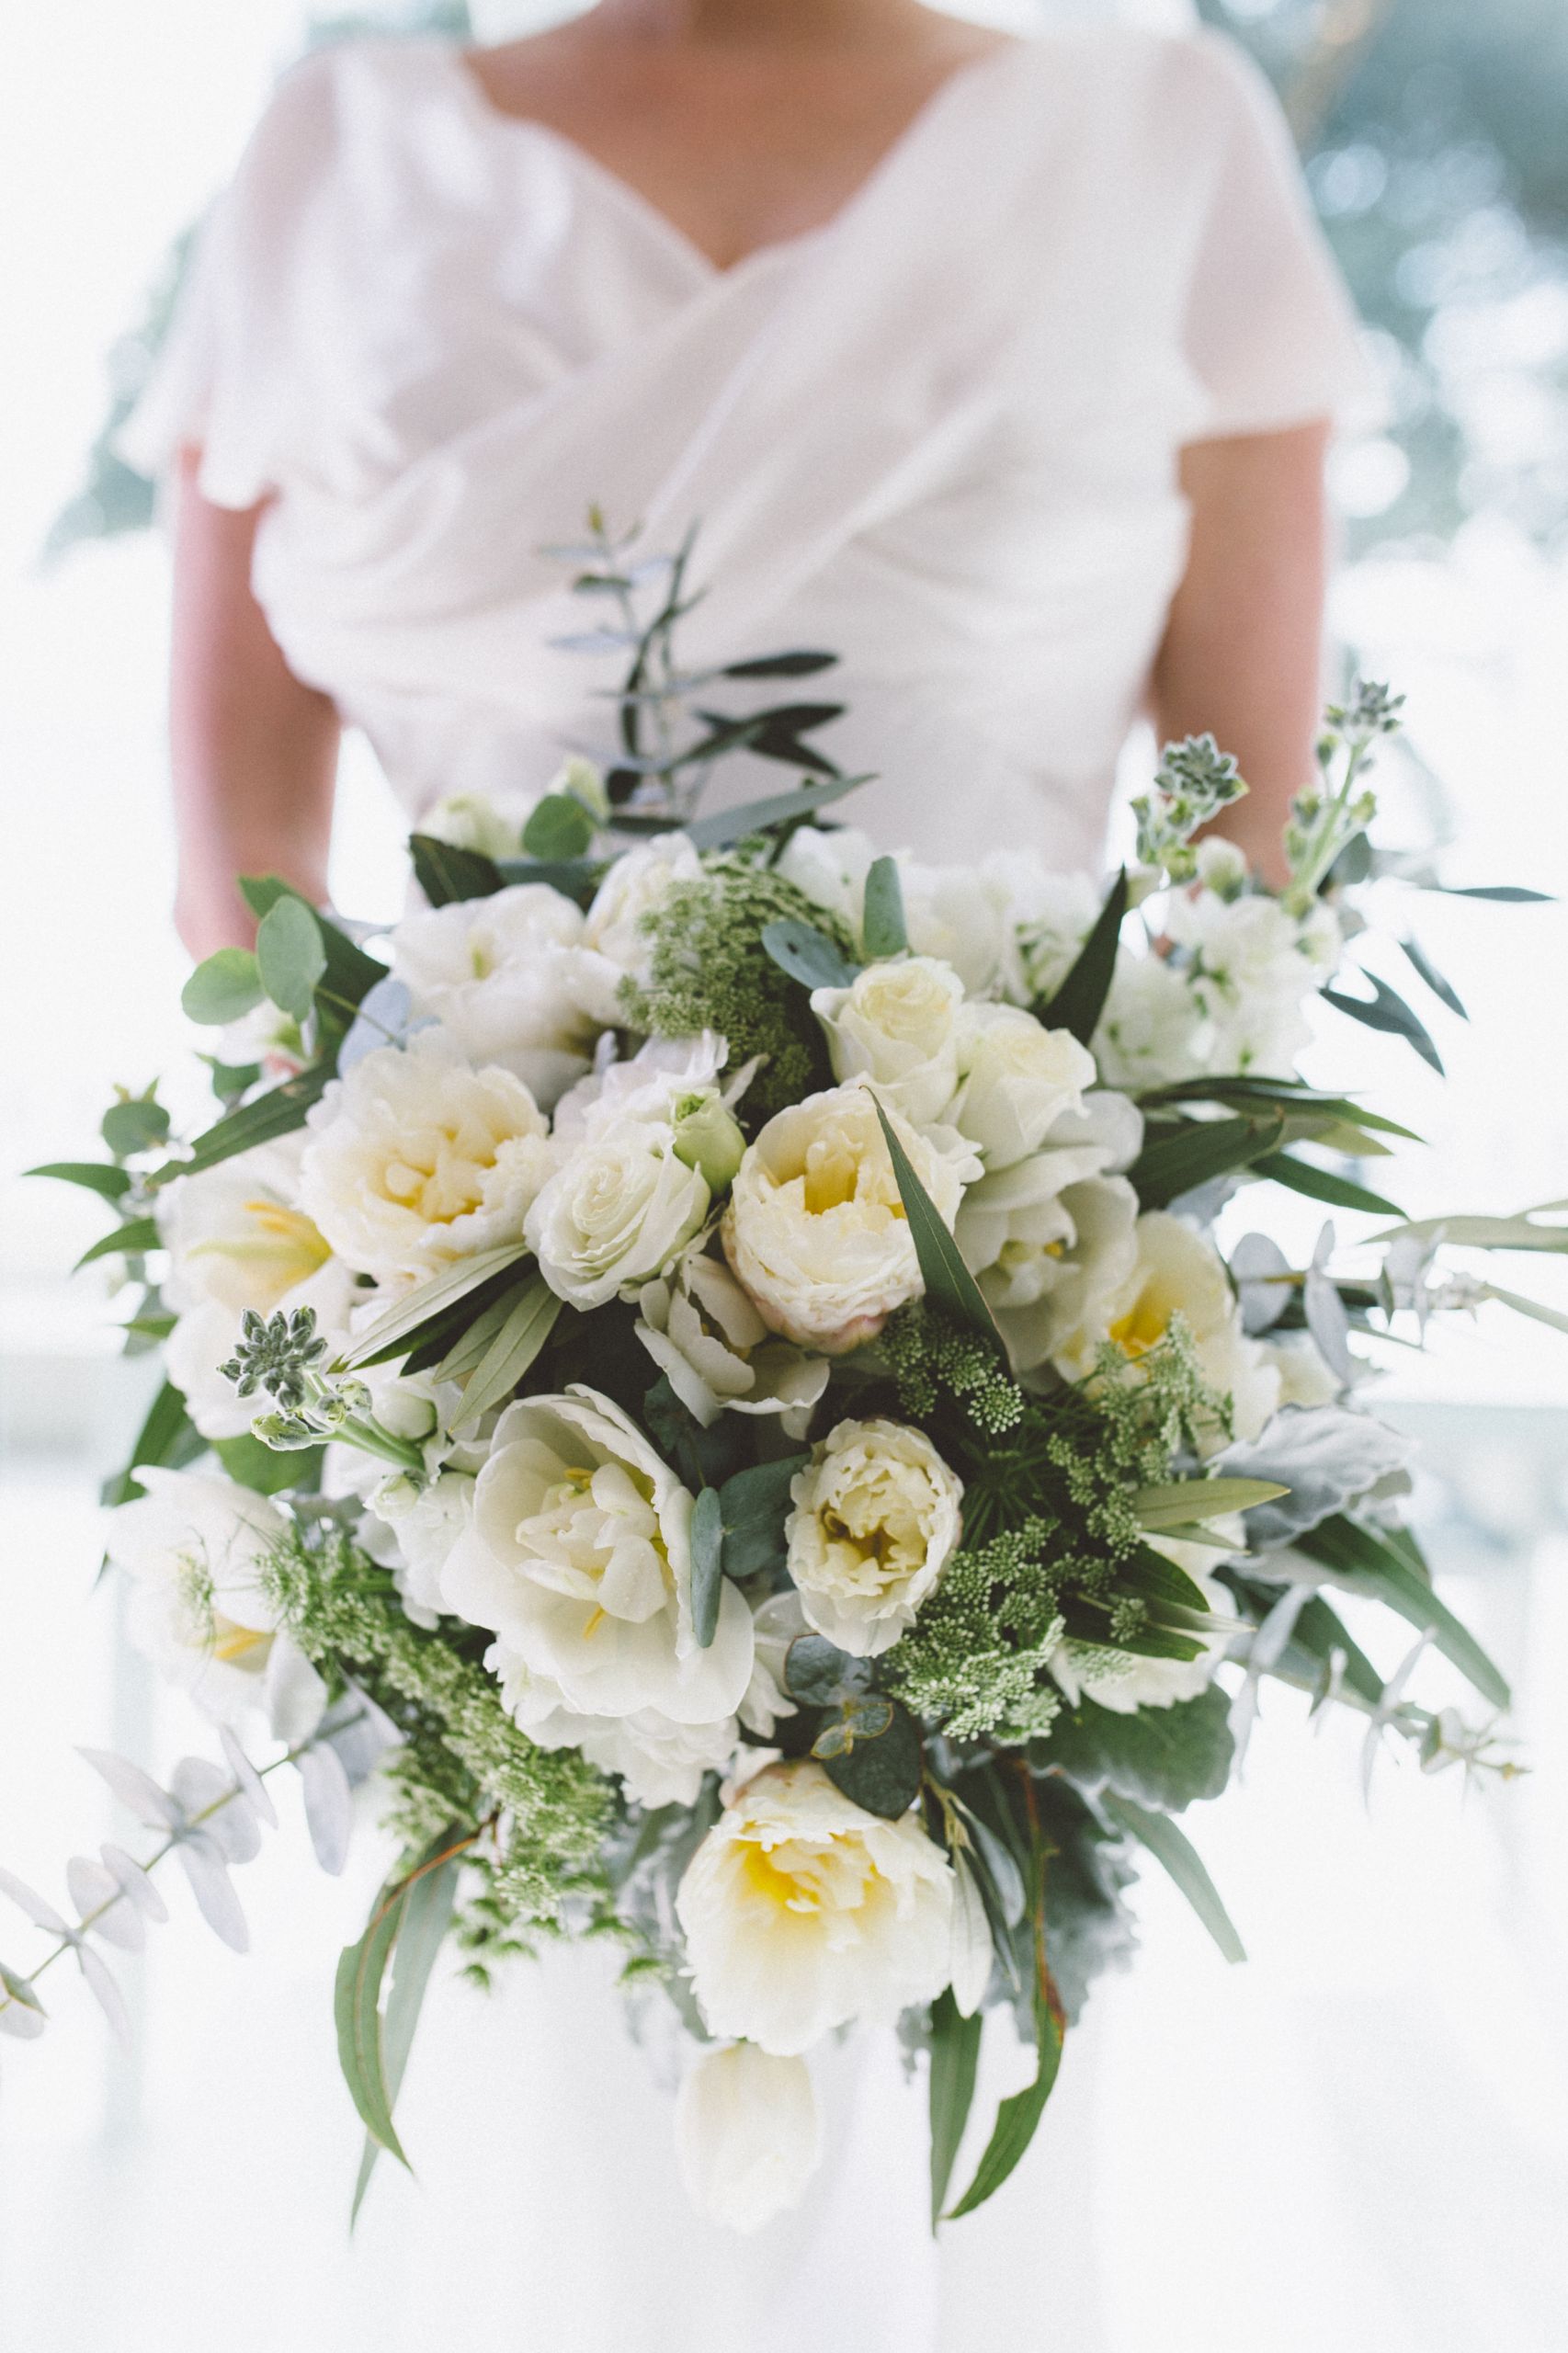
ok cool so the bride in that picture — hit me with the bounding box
[122,1,1369,2345]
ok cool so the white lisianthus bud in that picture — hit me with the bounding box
[676,2044,823,2234]
[950,1005,1096,1170]
[671,1089,747,1192]
[527,1117,710,1310]
[299,1033,555,1284]
[810,955,967,1127]
[676,1760,956,2055]
[722,1086,980,1354]
[785,1418,962,1657]
[439,1386,754,1727]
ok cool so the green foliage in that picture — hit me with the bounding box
[181,948,264,1027]
[1040,1688,1235,1813]
[1131,737,1246,884]
[264,1527,612,1925]
[873,1102,1006,1350]
[881,1303,1027,1438]
[886,1521,1067,1744]
[1035,867,1128,1046]
[619,855,855,1118]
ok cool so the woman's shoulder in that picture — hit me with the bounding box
[1014,20,1282,139]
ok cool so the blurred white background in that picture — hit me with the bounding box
[1,5,1565,2349]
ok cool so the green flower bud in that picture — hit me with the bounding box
[671,1090,746,1191]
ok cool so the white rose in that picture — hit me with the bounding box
[636,1245,829,1437]
[299,1032,554,1283]
[675,2044,823,2234]
[582,835,702,983]
[810,955,967,1127]
[722,1086,980,1354]
[1093,954,1209,1091]
[527,1118,710,1311]
[1101,1212,1281,1444]
[785,1418,962,1657]
[950,1005,1096,1169]
[106,1469,322,1733]
[676,1759,956,2055]
[439,1385,754,1727]
[390,883,607,1108]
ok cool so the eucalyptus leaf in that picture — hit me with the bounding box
[783,1633,873,1709]
[352,1852,460,2225]
[819,1697,922,1818]
[521,793,597,860]
[681,770,869,852]
[714,1453,808,1579]
[722,650,838,678]
[690,1487,724,1650]
[256,896,327,1021]
[101,1097,171,1159]
[1438,884,1552,902]
[861,856,908,959]
[238,877,386,1005]
[760,918,860,992]
[181,948,264,1027]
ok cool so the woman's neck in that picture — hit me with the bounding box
[580,0,941,49]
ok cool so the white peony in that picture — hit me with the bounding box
[675,2044,823,2234]
[722,1086,980,1354]
[785,1418,962,1657]
[439,1385,754,1728]
[676,1759,956,2055]
[949,1005,1096,1169]
[485,1643,740,1809]
[636,1245,829,1437]
[1101,1213,1281,1444]
[527,1118,710,1311]
[810,956,968,1128]
[389,883,608,1107]
[299,1033,554,1283]
[106,1469,322,1733]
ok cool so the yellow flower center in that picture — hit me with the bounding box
[1109,1293,1169,1359]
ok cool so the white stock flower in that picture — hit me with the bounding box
[785,1419,962,1657]
[950,1006,1096,1169]
[582,835,702,984]
[676,2044,823,2234]
[636,1245,829,1437]
[1010,868,1102,1005]
[1101,1213,1281,1443]
[722,1086,980,1354]
[390,883,608,1107]
[527,1119,710,1311]
[676,1760,956,2054]
[1094,953,1209,1091]
[106,1469,319,1729]
[810,956,967,1127]
[1167,892,1342,1079]
[299,1033,554,1283]
[439,1386,754,1728]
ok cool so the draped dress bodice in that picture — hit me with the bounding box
[124,26,1369,871]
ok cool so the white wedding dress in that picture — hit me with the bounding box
[123,26,1368,2350]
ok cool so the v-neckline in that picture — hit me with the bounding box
[437,37,1031,284]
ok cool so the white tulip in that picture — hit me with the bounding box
[106,1469,313,1728]
[439,1386,754,1728]
[390,883,608,1107]
[676,1760,956,2055]
[785,1418,962,1657]
[675,2044,823,2234]
[810,955,968,1128]
[1100,1213,1281,1445]
[299,1032,554,1283]
[722,1086,980,1354]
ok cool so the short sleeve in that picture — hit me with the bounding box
[1177,34,1379,440]
[116,51,342,506]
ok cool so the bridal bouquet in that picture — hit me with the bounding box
[10,529,1559,2234]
